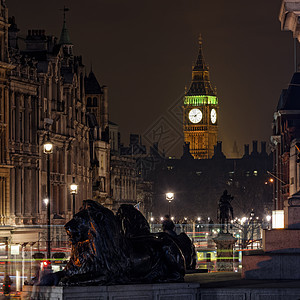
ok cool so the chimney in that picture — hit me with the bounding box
[244,144,249,156]
[261,141,266,154]
[25,29,47,51]
[217,141,222,152]
[252,140,258,155]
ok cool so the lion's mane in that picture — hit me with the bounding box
[63,200,130,285]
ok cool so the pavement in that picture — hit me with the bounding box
[185,271,300,288]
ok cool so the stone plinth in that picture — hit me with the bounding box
[263,229,300,252]
[213,233,237,272]
[284,193,300,229]
[242,229,300,279]
[21,279,300,300]
[21,282,200,300]
[242,191,300,279]
[242,249,300,279]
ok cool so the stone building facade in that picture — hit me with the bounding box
[0,1,13,225]
[85,69,111,208]
[0,1,150,288]
[271,72,300,210]
[0,1,143,232]
[6,13,92,228]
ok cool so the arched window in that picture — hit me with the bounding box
[93,97,97,106]
[87,97,92,106]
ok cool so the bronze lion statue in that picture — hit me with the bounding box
[39,200,187,286]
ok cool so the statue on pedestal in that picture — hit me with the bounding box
[217,190,234,233]
[214,190,237,271]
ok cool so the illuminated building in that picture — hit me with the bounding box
[271,73,300,210]
[183,36,218,159]
[279,0,300,42]
[0,1,13,224]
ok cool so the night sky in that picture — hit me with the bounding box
[7,0,294,157]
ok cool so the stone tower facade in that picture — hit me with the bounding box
[85,71,111,207]
[183,36,219,159]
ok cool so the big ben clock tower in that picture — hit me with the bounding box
[183,36,219,159]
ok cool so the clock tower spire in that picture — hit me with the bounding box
[183,36,219,159]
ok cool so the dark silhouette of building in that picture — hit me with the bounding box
[146,141,272,220]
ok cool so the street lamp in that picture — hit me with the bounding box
[43,198,49,206]
[249,210,255,249]
[70,177,78,216]
[43,136,53,261]
[165,192,174,216]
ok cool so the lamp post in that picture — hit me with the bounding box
[43,137,53,261]
[165,192,174,216]
[70,177,78,216]
[250,210,255,249]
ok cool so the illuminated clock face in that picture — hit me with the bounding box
[210,108,217,124]
[189,108,202,123]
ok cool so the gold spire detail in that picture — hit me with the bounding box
[198,34,202,46]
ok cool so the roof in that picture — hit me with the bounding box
[186,81,216,96]
[192,37,209,72]
[59,21,72,45]
[109,120,118,126]
[186,38,216,96]
[84,71,102,94]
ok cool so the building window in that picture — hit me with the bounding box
[19,112,23,142]
[44,98,47,113]
[93,97,97,106]
[67,153,71,175]
[87,97,92,106]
